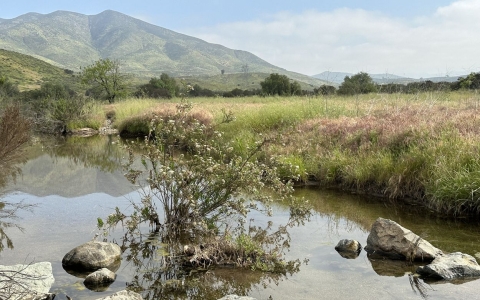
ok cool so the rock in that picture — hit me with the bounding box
[62,241,122,272]
[95,289,144,300]
[364,218,442,261]
[335,239,362,259]
[217,295,256,300]
[84,268,116,289]
[0,262,55,300]
[416,252,480,280]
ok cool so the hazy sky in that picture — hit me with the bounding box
[1,0,479,78]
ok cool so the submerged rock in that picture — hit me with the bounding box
[95,289,143,299]
[62,241,122,272]
[0,262,55,300]
[217,295,257,300]
[84,268,116,290]
[416,252,480,280]
[364,218,442,261]
[335,239,362,259]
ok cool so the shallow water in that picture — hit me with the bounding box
[1,135,480,299]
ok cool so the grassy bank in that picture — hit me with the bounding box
[96,91,480,216]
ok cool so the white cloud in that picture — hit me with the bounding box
[182,0,480,78]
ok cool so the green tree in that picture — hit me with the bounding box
[337,72,377,95]
[290,81,302,95]
[453,72,480,90]
[80,58,128,103]
[260,73,301,96]
[136,73,179,99]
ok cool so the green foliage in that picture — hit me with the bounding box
[0,75,19,98]
[80,58,129,103]
[136,73,179,98]
[314,85,336,96]
[337,72,377,95]
[24,88,98,133]
[26,82,76,100]
[452,72,480,90]
[188,84,216,97]
[260,73,302,96]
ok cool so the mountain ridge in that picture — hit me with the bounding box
[313,71,462,85]
[0,10,328,87]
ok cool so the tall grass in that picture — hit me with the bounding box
[93,91,480,216]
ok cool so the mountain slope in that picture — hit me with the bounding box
[0,48,80,91]
[0,10,327,87]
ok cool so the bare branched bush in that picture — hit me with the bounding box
[98,101,311,296]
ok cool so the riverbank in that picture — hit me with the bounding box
[80,91,480,217]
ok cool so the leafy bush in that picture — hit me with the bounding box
[337,72,377,95]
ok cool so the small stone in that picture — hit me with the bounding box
[84,268,116,287]
[335,239,362,259]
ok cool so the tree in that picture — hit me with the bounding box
[290,81,302,95]
[314,85,336,96]
[337,72,377,95]
[452,72,480,90]
[80,59,128,103]
[136,74,179,99]
[260,73,301,96]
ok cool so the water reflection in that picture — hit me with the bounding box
[3,136,480,299]
[117,229,303,300]
[6,135,134,197]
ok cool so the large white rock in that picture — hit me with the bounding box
[417,252,480,280]
[0,262,55,300]
[62,241,122,272]
[364,218,443,261]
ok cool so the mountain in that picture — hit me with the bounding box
[312,71,415,85]
[0,10,327,87]
[312,71,464,85]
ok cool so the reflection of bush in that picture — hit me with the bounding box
[40,135,127,173]
[120,230,302,300]
[0,105,30,187]
[0,105,33,252]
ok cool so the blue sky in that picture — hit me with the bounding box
[1,0,479,78]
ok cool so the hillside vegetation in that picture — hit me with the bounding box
[0,10,328,87]
[0,49,80,91]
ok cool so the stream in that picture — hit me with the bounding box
[1,135,480,299]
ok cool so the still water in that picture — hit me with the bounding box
[1,135,480,299]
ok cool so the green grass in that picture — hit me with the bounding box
[82,91,480,216]
[0,49,82,91]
